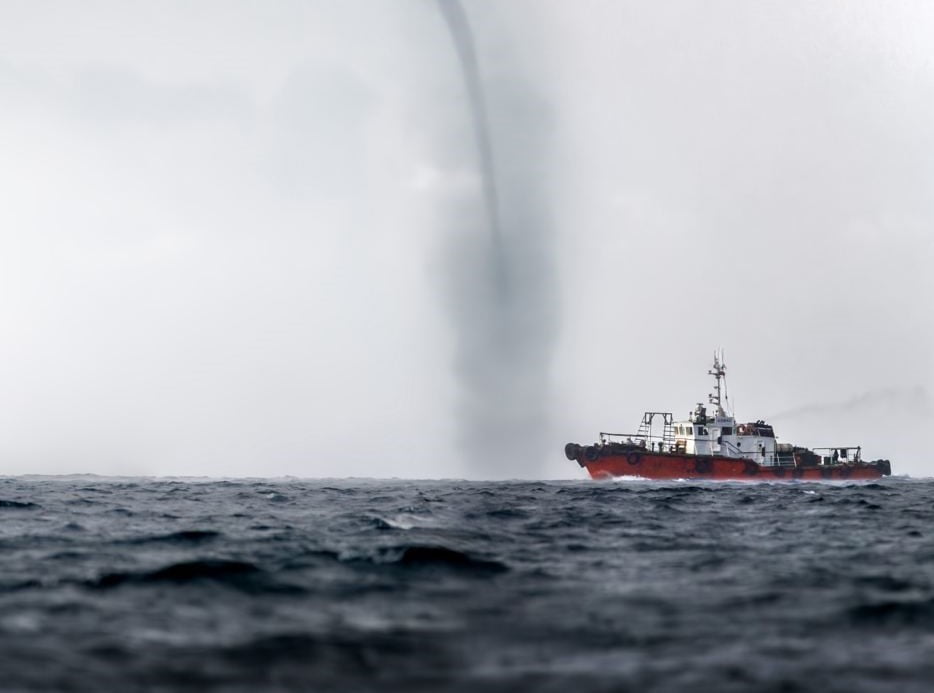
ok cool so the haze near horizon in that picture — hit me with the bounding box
[0,1,931,478]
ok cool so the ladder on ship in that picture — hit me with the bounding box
[637,412,675,448]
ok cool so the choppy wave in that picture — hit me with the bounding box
[92,560,262,588]
[0,476,931,691]
[0,499,39,509]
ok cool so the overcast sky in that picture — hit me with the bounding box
[1,1,931,478]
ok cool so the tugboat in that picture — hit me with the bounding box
[565,351,892,481]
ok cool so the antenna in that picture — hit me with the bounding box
[708,348,728,416]
[721,349,732,415]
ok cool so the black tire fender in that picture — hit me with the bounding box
[584,446,600,462]
[626,452,640,466]
[744,460,760,476]
[694,458,712,474]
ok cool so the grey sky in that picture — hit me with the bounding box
[0,1,931,478]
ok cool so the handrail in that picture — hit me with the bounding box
[600,432,669,443]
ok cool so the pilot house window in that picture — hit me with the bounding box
[722,427,733,435]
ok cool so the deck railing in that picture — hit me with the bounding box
[598,434,859,467]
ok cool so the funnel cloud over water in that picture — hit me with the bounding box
[435,1,506,290]
[435,1,557,476]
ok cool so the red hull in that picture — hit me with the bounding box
[582,450,886,481]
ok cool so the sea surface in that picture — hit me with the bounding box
[0,476,932,692]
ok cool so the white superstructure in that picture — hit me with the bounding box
[672,351,779,465]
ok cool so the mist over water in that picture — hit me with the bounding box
[767,386,932,423]
[435,2,558,476]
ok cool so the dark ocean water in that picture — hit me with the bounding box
[1,476,932,692]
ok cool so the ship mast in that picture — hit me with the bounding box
[708,349,728,417]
